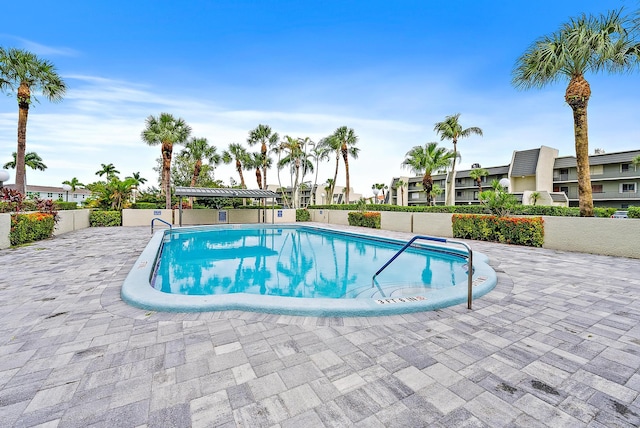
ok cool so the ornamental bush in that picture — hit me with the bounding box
[628,206,640,218]
[296,208,311,222]
[89,210,122,227]
[348,211,381,229]
[452,214,544,247]
[10,213,56,246]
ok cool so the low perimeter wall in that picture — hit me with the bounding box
[0,210,91,249]
[121,208,297,227]
[308,209,640,259]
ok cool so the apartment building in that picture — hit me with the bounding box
[390,146,639,209]
[4,184,91,204]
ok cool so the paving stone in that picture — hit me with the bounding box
[2,226,640,427]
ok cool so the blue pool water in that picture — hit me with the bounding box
[122,224,498,316]
[153,227,468,298]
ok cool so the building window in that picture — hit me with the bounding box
[621,163,631,172]
[592,184,603,193]
[560,186,569,196]
[456,178,463,184]
[620,183,636,193]
[456,191,463,198]
[473,191,478,200]
[590,165,603,175]
[411,193,419,200]
[57,193,63,199]
[622,204,629,209]
[47,193,53,198]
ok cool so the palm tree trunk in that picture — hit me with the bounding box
[16,83,30,195]
[261,142,267,190]
[162,142,173,209]
[566,74,593,217]
[446,140,457,206]
[331,153,339,203]
[342,146,350,203]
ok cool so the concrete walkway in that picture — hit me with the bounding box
[0,225,639,427]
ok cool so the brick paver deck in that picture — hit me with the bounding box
[0,225,638,427]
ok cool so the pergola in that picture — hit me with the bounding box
[173,186,280,226]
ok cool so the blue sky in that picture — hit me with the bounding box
[1,0,639,197]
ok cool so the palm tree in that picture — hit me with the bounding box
[512,9,639,217]
[95,163,120,180]
[279,136,313,208]
[329,126,359,204]
[3,151,47,188]
[222,143,249,188]
[310,140,331,205]
[179,137,221,188]
[0,48,66,195]
[247,124,279,190]
[434,113,483,206]
[246,152,271,190]
[141,113,191,209]
[469,168,489,193]
[62,177,84,192]
[402,142,456,205]
[632,155,640,168]
[395,179,407,206]
[125,172,147,187]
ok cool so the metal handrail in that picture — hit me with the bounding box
[151,217,172,234]
[372,235,474,309]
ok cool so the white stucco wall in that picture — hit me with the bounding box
[123,209,173,227]
[380,211,413,233]
[0,213,10,249]
[412,213,454,238]
[542,216,639,258]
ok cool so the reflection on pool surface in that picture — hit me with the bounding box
[122,224,498,316]
[153,226,468,298]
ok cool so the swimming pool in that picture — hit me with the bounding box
[122,224,497,316]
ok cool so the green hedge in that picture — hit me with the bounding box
[627,207,640,218]
[89,210,122,227]
[54,201,79,210]
[452,214,544,247]
[131,202,161,209]
[296,209,311,222]
[10,213,56,246]
[347,212,381,228]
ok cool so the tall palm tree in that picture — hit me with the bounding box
[395,179,407,206]
[95,163,120,180]
[125,172,147,187]
[247,124,279,190]
[246,152,272,190]
[0,48,66,195]
[179,137,221,187]
[62,177,84,192]
[141,113,192,209]
[434,113,483,206]
[329,126,359,203]
[512,9,639,217]
[310,140,331,205]
[222,143,249,188]
[402,142,456,205]
[469,168,489,193]
[279,136,313,208]
[3,151,47,188]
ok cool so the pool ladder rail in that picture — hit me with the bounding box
[372,235,474,309]
[151,217,172,234]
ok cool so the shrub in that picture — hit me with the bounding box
[90,210,122,227]
[452,214,544,247]
[10,212,56,246]
[296,209,311,222]
[131,202,160,209]
[628,206,640,219]
[54,201,79,210]
[348,212,381,228]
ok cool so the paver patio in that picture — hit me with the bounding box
[0,224,638,427]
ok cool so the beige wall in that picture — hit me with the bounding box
[412,213,454,238]
[0,214,10,249]
[512,176,536,193]
[328,210,350,226]
[542,216,639,258]
[265,209,297,223]
[536,146,559,192]
[380,211,413,233]
[53,210,90,236]
[177,209,220,225]
[123,209,173,227]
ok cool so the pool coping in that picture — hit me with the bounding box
[121,223,498,316]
